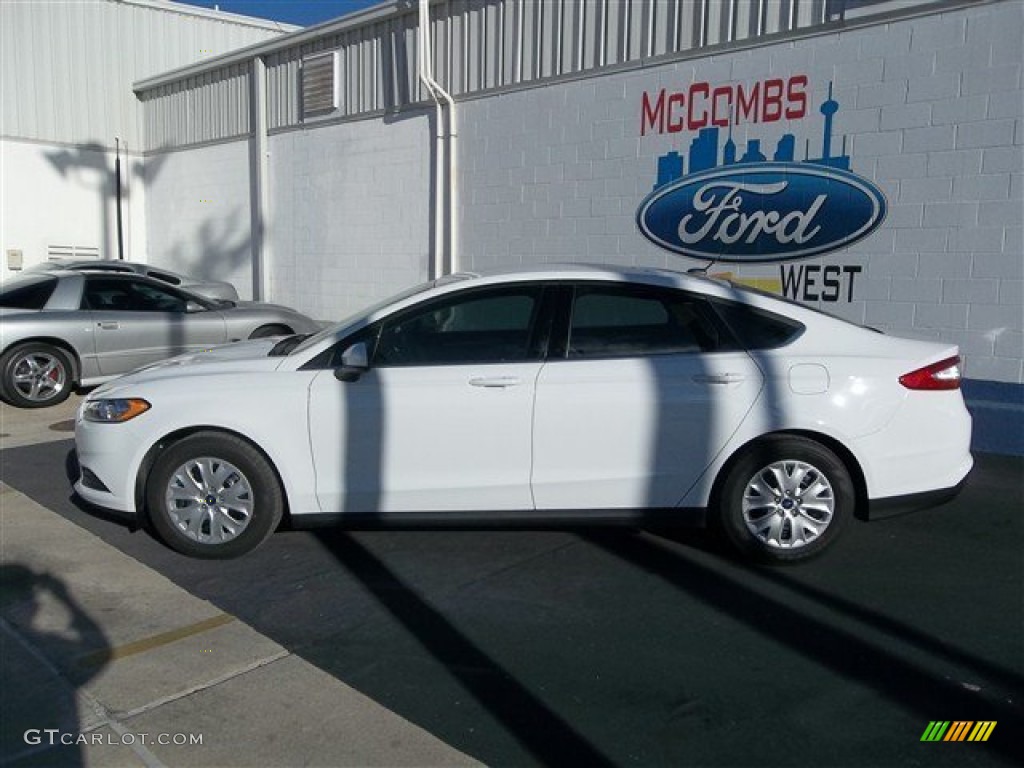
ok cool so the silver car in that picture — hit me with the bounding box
[27,259,240,301]
[0,270,321,408]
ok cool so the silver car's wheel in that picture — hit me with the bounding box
[164,457,255,545]
[249,324,291,339]
[741,460,835,550]
[147,432,284,559]
[0,343,73,408]
[715,436,853,563]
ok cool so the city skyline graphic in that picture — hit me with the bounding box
[653,82,850,191]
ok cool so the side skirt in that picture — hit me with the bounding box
[290,507,708,530]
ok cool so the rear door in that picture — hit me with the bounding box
[82,276,227,375]
[531,282,764,509]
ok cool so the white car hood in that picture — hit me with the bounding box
[91,339,286,395]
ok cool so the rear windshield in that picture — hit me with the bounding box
[0,275,58,309]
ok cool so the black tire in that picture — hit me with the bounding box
[0,343,74,408]
[249,324,291,339]
[713,436,853,563]
[145,432,284,559]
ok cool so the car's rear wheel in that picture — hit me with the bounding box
[249,324,291,339]
[146,432,284,559]
[714,436,853,563]
[0,343,74,408]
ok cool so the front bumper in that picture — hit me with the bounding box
[73,407,150,515]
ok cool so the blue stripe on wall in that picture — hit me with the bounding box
[962,379,1024,457]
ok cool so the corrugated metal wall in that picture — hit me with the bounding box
[141,63,252,148]
[0,0,290,150]
[263,0,845,130]
[139,0,937,150]
[264,13,424,132]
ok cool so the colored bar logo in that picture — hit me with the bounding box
[921,721,996,742]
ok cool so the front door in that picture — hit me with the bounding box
[82,276,227,375]
[308,283,549,514]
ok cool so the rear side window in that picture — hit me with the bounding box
[709,298,804,350]
[567,284,725,358]
[0,275,58,309]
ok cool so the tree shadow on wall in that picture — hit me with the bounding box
[161,208,253,292]
[45,142,163,261]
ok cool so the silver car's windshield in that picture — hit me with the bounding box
[289,279,442,356]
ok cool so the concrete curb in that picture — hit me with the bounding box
[0,482,479,767]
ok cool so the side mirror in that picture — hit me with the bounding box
[334,342,369,382]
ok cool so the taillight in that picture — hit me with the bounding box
[899,356,962,390]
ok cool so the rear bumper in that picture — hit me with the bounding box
[853,390,974,500]
[865,464,971,520]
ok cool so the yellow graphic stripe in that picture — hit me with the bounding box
[968,721,996,742]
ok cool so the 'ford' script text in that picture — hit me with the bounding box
[678,181,826,246]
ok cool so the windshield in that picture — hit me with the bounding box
[289,278,449,356]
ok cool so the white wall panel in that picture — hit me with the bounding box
[0,0,291,150]
[143,139,254,299]
[266,112,431,322]
[0,138,143,279]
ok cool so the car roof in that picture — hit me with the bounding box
[454,261,738,295]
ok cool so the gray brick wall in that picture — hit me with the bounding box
[145,140,254,299]
[140,1,1022,386]
[457,0,1023,384]
[267,115,431,321]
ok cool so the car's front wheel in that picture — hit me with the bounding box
[714,436,853,563]
[146,432,284,559]
[0,343,74,408]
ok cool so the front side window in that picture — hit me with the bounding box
[371,285,545,366]
[82,278,192,313]
[566,284,726,358]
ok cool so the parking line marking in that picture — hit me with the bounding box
[77,613,236,668]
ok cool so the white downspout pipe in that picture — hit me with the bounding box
[418,0,458,277]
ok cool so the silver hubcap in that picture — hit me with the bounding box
[742,460,835,550]
[11,352,67,402]
[165,457,254,545]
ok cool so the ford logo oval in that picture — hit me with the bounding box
[636,163,887,263]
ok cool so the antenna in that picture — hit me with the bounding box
[687,258,718,275]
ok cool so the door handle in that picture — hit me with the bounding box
[469,376,521,388]
[692,373,744,385]
[97,322,120,330]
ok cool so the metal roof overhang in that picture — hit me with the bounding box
[133,0,406,93]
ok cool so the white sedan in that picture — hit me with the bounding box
[74,265,973,562]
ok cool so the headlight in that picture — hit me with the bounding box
[82,398,151,423]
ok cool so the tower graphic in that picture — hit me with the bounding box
[806,81,850,170]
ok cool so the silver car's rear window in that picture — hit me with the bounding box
[0,274,59,309]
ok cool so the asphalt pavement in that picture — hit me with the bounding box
[1,396,1022,767]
